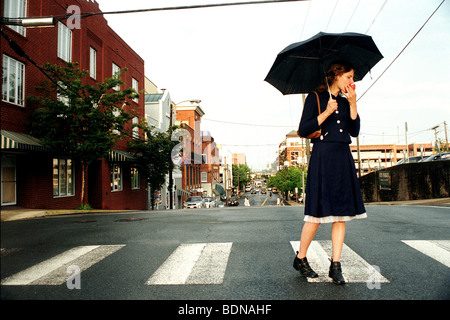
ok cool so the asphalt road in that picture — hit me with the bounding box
[1,198,449,306]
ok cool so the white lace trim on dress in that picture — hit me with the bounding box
[304,212,367,224]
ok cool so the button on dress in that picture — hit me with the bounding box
[298,91,367,223]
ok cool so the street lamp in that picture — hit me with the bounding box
[1,17,56,28]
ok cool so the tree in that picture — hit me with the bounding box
[127,121,178,210]
[27,62,138,206]
[232,164,251,192]
[267,166,306,198]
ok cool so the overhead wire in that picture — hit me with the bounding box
[325,0,339,31]
[365,0,388,34]
[357,0,446,101]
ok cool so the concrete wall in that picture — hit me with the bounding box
[359,160,450,202]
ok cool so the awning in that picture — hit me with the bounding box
[108,149,137,162]
[1,130,46,151]
[213,183,226,196]
[177,188,191,196]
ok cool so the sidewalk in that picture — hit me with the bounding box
[285,197,450,208]
[1,198,449,222]
[0,206,133,222]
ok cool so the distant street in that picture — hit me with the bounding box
[1,203,449,303]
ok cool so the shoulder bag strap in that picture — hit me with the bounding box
[313,91,321,115]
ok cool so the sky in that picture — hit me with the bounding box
[94,0,450,170]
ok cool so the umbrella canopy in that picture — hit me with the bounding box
[264,32,383,95]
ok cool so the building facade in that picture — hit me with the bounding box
[175,102,205,203]
[1,0,146,209]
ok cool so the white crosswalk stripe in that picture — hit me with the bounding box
[1,245,124,285]
[290,240,390,283]
[2,240,449,286]
[146,242,232,285]
[402,240,450,268]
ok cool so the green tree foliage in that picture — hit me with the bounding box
[267,166,306,197]
[232,164,251,191]
[27,62,138,205]
[128,121,178,210]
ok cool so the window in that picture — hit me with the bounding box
[53,158,75,197]
[111,164,122,191]
[131,166,140,189]
[132,78,139,103]
[132,117,139,138]
[89,47,97,79]
[2,55,25,106]
[4,0,27,36]
[112,63,120,91]
[201,171,208,183]
[58,22,72,62]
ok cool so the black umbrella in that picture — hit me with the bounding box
[264,32,383,95]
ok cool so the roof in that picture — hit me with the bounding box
[145,93,164,103]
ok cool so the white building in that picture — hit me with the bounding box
[144,78,178,209]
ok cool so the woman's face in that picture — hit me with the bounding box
[335,70,354,93]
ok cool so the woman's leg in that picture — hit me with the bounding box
[297,222,320,258]
[331,221,346,261]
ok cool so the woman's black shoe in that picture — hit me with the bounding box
[329,261,346,285]
[293,252,318,278]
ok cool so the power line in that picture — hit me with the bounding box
[202,118,294,128]
[365,0,388,34]
[357,0,446,101]
[52,0,308,21]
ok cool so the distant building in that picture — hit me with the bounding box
[277,131,434,176]
[232,153,246,165]
[175,101,205,203]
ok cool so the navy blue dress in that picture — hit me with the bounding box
[298,90,366,223]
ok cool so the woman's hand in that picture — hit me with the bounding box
[318,98,338,125]
[344,85,357,106]
[344,85,358,120]
[325,98,338,116]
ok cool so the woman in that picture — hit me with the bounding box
[293,61,367,285]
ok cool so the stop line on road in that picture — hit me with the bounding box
[2,240,449,286]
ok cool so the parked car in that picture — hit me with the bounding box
[227,197,239,206]
[394,155,425,165]
[203,197,216,208]
[217,201,225,208]
[183,196,203,209]
[421,152,450,162]
[261,188,267,194]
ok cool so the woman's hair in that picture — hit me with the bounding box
[316,60,354,92]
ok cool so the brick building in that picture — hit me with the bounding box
[174,102,205,201]
[200,131,221,198]
[1,0,146,209]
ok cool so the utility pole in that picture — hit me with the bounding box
[444,121,448,150]
[431,125,440,155]
[405,122,408,159]
[168,101,174,209]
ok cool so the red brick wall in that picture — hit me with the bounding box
[1,0,147,210]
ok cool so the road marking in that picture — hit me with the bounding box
[402,240,450,268]
[146,242,232,285]
[261,197,268,206]
[1,245,124,285]
[290,240,389,283]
